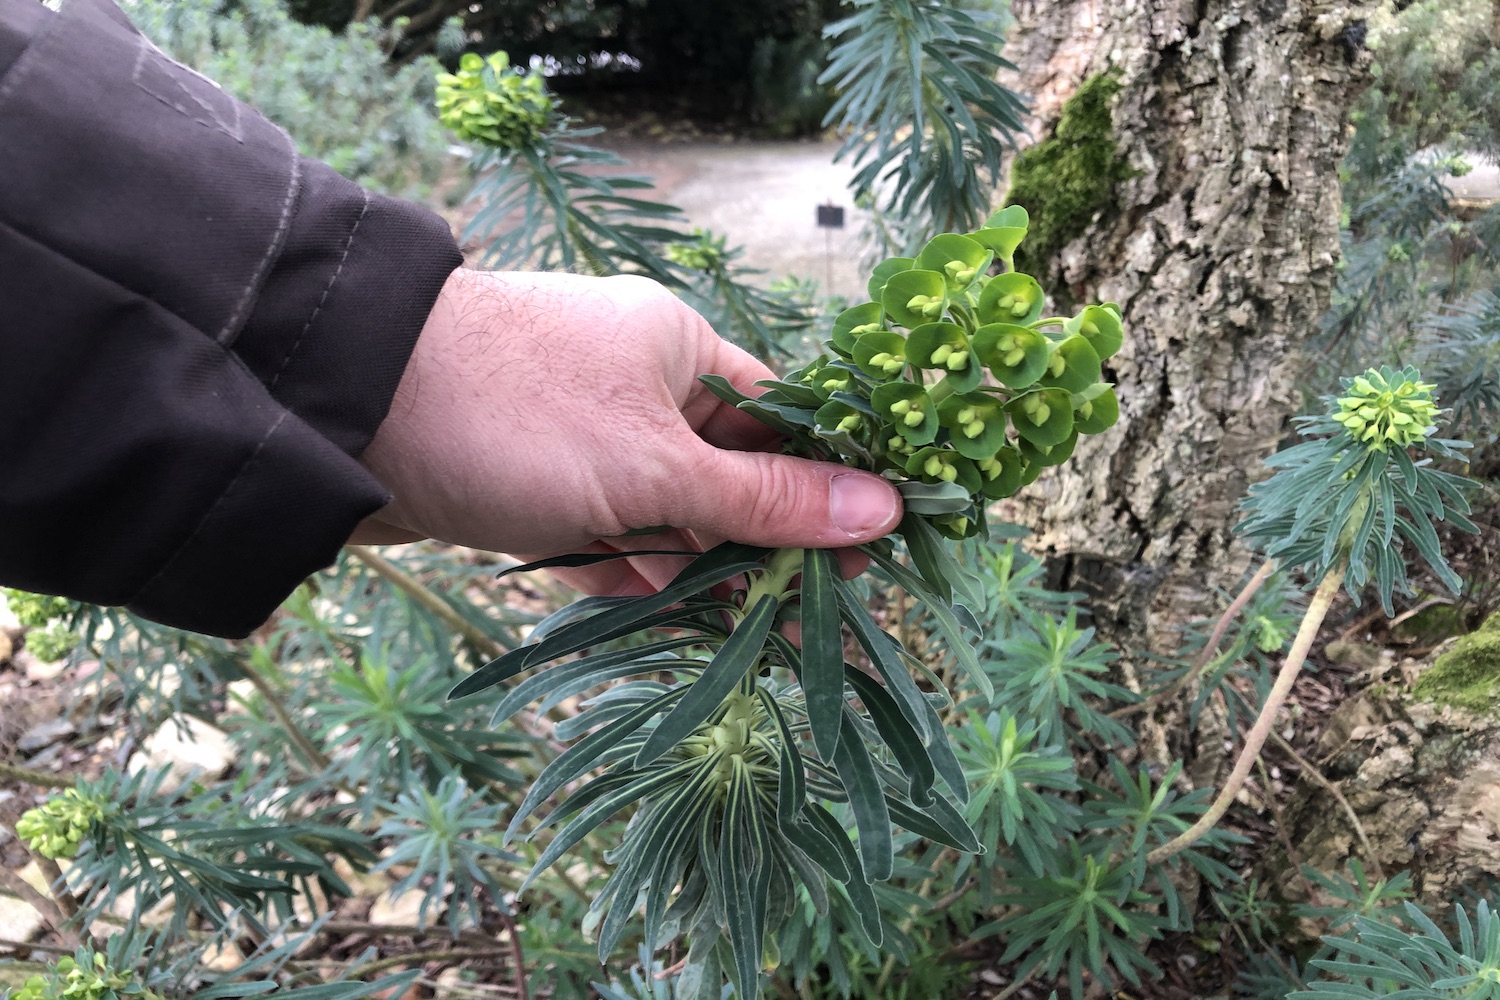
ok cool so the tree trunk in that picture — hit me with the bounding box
[1001,0,1368,652]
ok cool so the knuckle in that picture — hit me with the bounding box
[737,458,806,535]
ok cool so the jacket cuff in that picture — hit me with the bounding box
[0,0,460,635]
[235,160,463,458]
[126,410,390,637]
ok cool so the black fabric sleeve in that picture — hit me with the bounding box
[0,0,464,637]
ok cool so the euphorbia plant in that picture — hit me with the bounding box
[450,208,1124,997]
[1148,365,1477,866]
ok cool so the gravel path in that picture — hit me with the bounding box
[597,138,875,300]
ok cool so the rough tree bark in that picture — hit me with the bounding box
[1001,0,1369,652]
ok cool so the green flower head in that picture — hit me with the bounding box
[14,954,162,1000]
[16,788,108,860]
[1332,367,1440,451]
[435,51,556,151]
[664,230,726,272]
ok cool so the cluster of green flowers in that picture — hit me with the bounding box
[724,207,1121,539]
[2,588,77,629]
[663,229,727,272]
[2,587,79,662]
[16,788,108,860]
[434,51,555,151]
[13,954,162,1000]
[1332,368,1440,451]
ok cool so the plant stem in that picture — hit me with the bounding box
[1113,557,1276,720]
[240,654,334,774]
[1235,690,1387,881]
[745,548,804,611]
[1147,563,1345,865]
[353,944,511,976]
[0,867,74,948]
[497,906,530,1000]
[0,762,73,790]
[0,937,72,956]
[347,545,505,660]
[33,857,77,921]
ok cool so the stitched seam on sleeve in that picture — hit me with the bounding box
[126,409,290,605]
[267,186,372,393]
[0,2,65,113]
[130,32,245,142]
[217,133,300,347]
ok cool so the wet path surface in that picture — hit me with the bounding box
[596,138,874,301]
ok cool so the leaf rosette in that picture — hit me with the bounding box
[451,210,1132,997]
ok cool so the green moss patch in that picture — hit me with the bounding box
[1412,610,1500,712]
[1004,72,1132,283]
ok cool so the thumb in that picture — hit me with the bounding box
[674,446,903,548]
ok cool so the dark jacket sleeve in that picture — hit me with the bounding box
[0,0,463,637]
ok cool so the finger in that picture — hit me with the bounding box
[670,443,902,549]
[544,562,659,598]
[835,548,870,579]
[347,516,427,546]
[685,340,786,452]
[515,531,703,598]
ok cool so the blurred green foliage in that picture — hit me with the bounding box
[126,0,451,197]
[1320,0,1500,469]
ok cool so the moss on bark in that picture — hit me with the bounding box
[1004,72,1132,281]
[1412,610,1500,711]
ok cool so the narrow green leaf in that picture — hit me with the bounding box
[496,549,693,579]
[863,542,993,701]
[885,793,982,853]
[491,636,701,722]
[781,814,852,883]
[506,687,688,841]
[803,805,883,946]
[635,594,780,766]
[800,548,846,762]
[526,543,765,664]
[521,759,701,892]
[832,708,894,881]
[844,667,935,805]
[698,373,757,408]
[834,579,934,743]
[721,764,768,1000]
[757,686,807,822]
[528,594,636,641]
[641,783,715,951]
[596,763,718,958]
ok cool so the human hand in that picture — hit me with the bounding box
[350,268,903,594]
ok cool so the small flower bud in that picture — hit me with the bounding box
[963,420,985,439]
[903,410,925,427]
[1004,348,1026,367]
[889,399,911,415]
[837,414,862,433]
[946,350,969,371]
[924,456,945,478]
[931,344,953,365]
